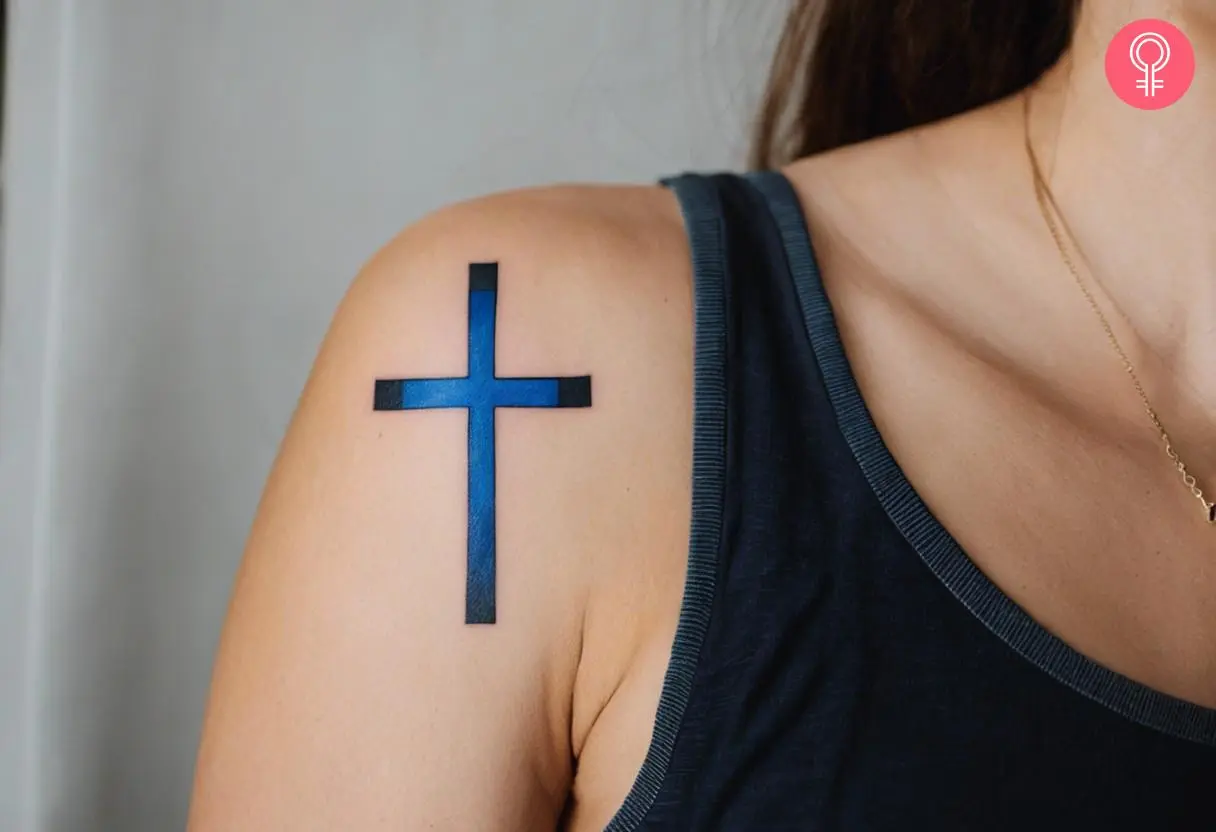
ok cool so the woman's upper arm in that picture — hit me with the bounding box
[185,187,690,831]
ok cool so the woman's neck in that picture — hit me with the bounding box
[1028,1,1216,407]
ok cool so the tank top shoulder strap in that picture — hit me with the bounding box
[741,170,903,489]
[607,170,846,830]
[604,173,732,831]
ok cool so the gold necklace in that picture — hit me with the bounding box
[1023,94,1216,525]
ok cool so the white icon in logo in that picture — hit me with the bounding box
[1130,32,1170,97]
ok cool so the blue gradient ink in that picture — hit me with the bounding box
[373,263,592,624]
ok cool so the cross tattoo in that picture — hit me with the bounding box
[373,263,592,624]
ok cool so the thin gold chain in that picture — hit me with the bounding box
[1023,93,1216,525]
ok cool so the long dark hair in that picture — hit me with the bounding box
[751,0,1081,168]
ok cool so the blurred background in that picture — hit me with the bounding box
[0,1,785,829]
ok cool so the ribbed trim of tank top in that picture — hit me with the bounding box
[604,174,731,831]
[743,168,1216,748]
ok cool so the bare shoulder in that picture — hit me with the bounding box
[339,183,695,418]
[778,97,1047,385]
[188,183,694,829]
[782,97,1030,289]
[363,182,691,302]
[345,180,696,641]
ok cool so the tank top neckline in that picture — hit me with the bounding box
[606,170,1216,832]
[744,169,1216,746]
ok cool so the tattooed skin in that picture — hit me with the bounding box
[374,263,592,624]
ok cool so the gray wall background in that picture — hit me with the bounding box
[0,1,785,829]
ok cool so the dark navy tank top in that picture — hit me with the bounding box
[602,172,1216,831]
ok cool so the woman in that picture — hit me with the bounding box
[187,1,1216,828]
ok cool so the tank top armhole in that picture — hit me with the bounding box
[603,174,730,831]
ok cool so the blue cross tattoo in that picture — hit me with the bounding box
[373,263,592,625]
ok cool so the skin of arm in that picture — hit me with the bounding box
[186,184,693,830]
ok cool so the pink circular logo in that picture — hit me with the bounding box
[1106,19,1195,109]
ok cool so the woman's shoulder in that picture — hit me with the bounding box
[370,181,692,300]
[334,176,699,647]
[350,179,699,541]
[188,180,700,827]
[342,177,698,604]
[190,180,698,825]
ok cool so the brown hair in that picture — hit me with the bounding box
[751,0,1081,168]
